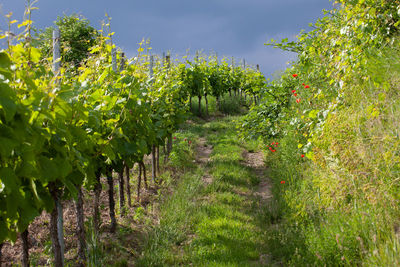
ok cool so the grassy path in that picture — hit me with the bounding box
[138,116,274,266]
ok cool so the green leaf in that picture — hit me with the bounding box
[64,179,78,199]
[0,137,18,158]
[6,189,21,218]
[38,156,60,182]
[0,167,18,193]
[0,96,17,122]
[55,157,72,179]
[0,52,11,68]
[0,83,17,122]
[17,192,39,232]
[66,170,84,185]
[103,144,116,161]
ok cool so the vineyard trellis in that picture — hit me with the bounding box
[0,9,267,266]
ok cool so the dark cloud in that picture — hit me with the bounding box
[0,0,333,77]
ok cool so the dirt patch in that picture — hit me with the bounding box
[195,138,213,184]
[242,150,276,266]
[0,169,158,266]
[196,138,212,164]
[242,150,273,202]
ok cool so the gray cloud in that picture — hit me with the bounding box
[0,0,333,77]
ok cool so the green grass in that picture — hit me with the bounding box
[138,116,271,266]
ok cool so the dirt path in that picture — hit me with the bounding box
[241,150,276,266]
[195,137,213,185]
[138,117,280,266]
[242,150,273,202]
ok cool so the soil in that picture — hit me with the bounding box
[242,149,275,266]
[0,169,156,266]
[195,137,213,185]
[242,150,273,201]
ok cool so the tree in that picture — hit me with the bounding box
[37,14,98,67]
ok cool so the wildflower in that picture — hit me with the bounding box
[292,74,298,78]
[296,99,301,103]
[184,138,187,141]
[188,140,192,145]
[173,136,177,140]
[294,93,297,97]
[302,83,305,86]
[304,85,310,89]
[272,149,276,152]
[292,90,296,93]
[281,181,285,184]
[301,154,305,158]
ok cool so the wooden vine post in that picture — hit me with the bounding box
[0,243,3,265]
[118,167,125,217]
[195,53,202,117]
[255,64,260,105]
[75,186,86,266]
[93,170,102,235]
[107,166,117,233]
[232,57,236,97]
[119,52,126,72]
[125,164,132,207]
[165,54,173,158]
[112,47,117,72]
[21,230,29,267]
[50,28,65,267]
[204,54,210,116]
[243,59,246,102]
[149,55,157,182]
[106,44,118,233]
[118,52,126,217]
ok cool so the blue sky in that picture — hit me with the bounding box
[0,0,334,77]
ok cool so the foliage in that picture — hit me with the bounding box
[239,0,400,265]
[0,6,263,251]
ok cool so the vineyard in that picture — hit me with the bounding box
[1,0,400,266]
[0,2,267,266]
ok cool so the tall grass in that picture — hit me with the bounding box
[262,41,400,266]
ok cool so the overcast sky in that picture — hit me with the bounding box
[0,0,334,78]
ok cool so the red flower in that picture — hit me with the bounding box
[269,147,272,150]
[302,83,305,86]
[304,85,310,89]
[292,90,296,93]
[296,99,301,103]
[184,138,187,141]
[301,154,305,158]
[173,136,177,140]
[292,74,298,78]
[294,93,297,97]
[276,142,279,145]
[281,181,285,184]
[188,140,192,145]
[272,149,276,152]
